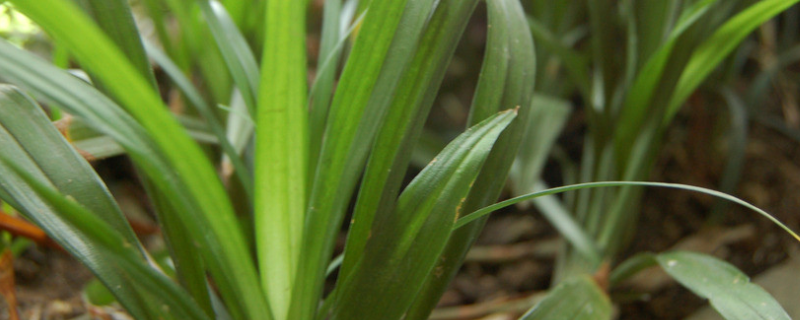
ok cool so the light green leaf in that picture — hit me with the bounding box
[255,0,309,319]
[657,251,790,320]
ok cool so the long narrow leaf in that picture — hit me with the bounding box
[455,181,800,243]
[255,0,309,319]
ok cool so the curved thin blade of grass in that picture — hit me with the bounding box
[255,0,309,319]
[331,109,517,320]
[405,0,536,317]
[455,181,800,243]
[665,0,800,122]
[0,3,269,317]
[519,275,612,320]
[338,0,478,287]
[198,0,259,116]
[0,158,210,320]
[289,0,437,317]
[143,40,253,199]
[657,251,791,320]
[0,86,141,251]
[79,0,157,89]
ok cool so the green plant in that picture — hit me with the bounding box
[0,0,797,320]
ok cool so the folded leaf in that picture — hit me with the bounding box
[332,109,516,320]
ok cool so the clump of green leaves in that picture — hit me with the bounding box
[0,0,797,320]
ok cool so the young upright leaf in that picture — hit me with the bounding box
[332,110,517,320]
[255,0,309,319]
[657,251,791,320]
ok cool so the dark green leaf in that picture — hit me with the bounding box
[405,0,536,317]
[338,0,479,286]
[332,109,517,320]
[290,0,442,317]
